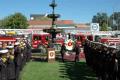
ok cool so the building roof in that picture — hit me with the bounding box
[29,25,51,29]
[75,24,90,30]
[28,20,74,25]
[76,24,90,28]
[30,14,51,20]
[30,14,45,17]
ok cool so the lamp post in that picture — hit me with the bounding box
[43,0,62,43]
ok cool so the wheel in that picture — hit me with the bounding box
[38,45,47,54]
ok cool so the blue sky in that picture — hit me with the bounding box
[0,0,120,23]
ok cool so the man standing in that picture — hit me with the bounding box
[74,43,81,62]
[14,42,22,80]
[60,43,65,62]
[74,38,81,62]
[7,45,16,80]
[0,49,9,80]
[116,48,120,80]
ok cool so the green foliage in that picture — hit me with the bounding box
[101,22,108,31]
[92,12,120,31]
[110,12,120,30]
[1,12,28,29]
[0,20,2,28]
[92,13,108,31]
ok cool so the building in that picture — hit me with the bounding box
[28,14,91,31]
[28,20,75,29]
[28,14,75,29]
[30,14,51,20]
[75,23,90,31]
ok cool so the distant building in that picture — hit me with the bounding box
[28,14,91,31]
[63,24,91,34]
[28,20,75,29]
[75,24,90,31]
[28,14,75,29]
[30,14,51,21]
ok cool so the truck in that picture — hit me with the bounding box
[32,32,51,54]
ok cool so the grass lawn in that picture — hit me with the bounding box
[20,60,96,80]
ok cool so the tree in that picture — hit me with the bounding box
[92,13,109,31]
[110,12,120,30]
[101,22,108,31]
[0,20,2,28]
[1,13,28,29]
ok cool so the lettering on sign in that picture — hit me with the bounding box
[91,23,99,31]
[49,51,55,59]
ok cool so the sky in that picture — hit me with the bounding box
[0,0,120,23]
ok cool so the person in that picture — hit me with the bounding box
[74,36,82,62]
[116,49,120,80]
[74,43,81,62]
[83,39,91,66]
[25,40,31,62]
[2,42,8,49]
[0,42,3,50]
[60,43,65,62]
[14,42,22,80]
[6,45,16,80]
[0,49,9,80]
[48,39,54,48]
[106,46,117,80]
[21,40,27,69]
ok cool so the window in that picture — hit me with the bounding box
[45,36,49,41]
[34,36,40,40]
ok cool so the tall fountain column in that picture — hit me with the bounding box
[43,0,62,43]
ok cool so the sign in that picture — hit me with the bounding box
[91,23,99,31]
[65,39,74,51]
[47,48,55,62]
[48,51,55,59]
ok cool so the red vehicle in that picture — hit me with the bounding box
[0,37,16,42]
[100,37,120,46]
[60,32,93,53]
[32,32,51,54]
[53,33,64,51]
[74,32,93,47]
[0,36,16,48]
[0,30,16,44]
[55,33,64,45]
[32,32,65,53]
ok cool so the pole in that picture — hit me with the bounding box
[52,3,55,28]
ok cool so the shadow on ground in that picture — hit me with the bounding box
[30,52,97,80]
[59,61,96,80]
[31,56,47,62]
